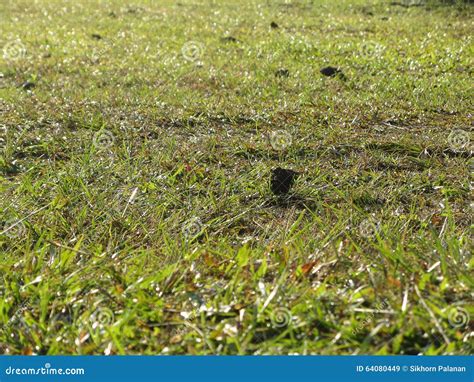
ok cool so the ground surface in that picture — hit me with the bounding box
[0,0,472,355]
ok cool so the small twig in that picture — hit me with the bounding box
[439,217,448,238]
[261,284,279,313]
[122,187,139,217]
[382,121,408,130]
[401,284,409,312]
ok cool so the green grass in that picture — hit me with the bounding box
[0,0,472,355]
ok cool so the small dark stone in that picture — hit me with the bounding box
[381,16,389,20]
[320,66,340,77]
[21,81,35,90]
[91,33,102,40]
[320,66,346,80]
[270,167,299,195]
[221,36,238,43]
[270,21,279,29]
[275,68,290,78]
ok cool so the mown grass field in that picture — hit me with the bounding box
[0,0,473,355]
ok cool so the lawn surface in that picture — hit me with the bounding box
[0,0,473,355]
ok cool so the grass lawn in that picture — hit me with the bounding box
[0,0,472,355]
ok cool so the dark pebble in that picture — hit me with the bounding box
[270,21,279,29]
[270,168,299,195]
[275,68,290,78]
[320,66,340,77]
[91,33,102,40]
[320,66,346,80]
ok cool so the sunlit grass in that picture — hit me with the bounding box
[0,0,472,355]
